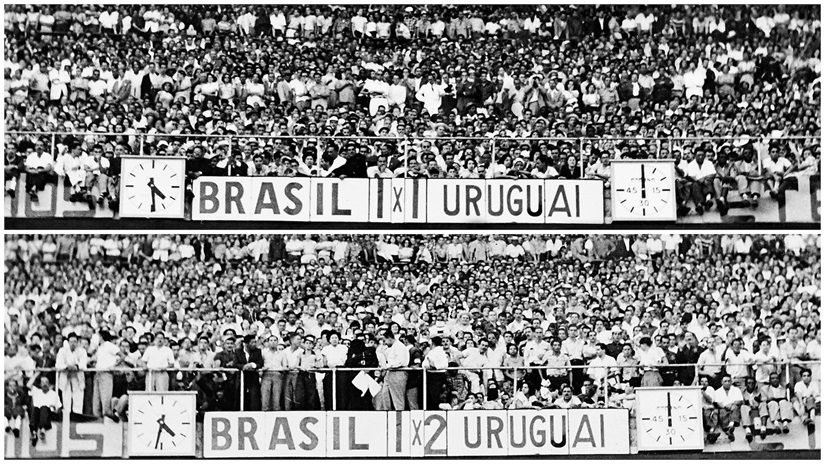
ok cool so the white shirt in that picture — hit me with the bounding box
[685,159,716,179]
[724,349,752,378]
[321,344,348,368]
[587,355,617,382]
[25,151,54,170]
[385,340,411,368]
[794,380,819,400]
[424,346,450,370]
[262,348,283,370]
[714,385,743,406]
[142,345,175,370]
[30,387,62,409]
[95,341,121,370]
[762,156,792,175]
[283,346,303,369]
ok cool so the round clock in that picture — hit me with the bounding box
[128,391,197,457]
[611,160,677,221]
[119,157,187,218]
[636,387,704,451]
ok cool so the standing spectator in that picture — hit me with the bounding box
[261,335,284,411]
[55,332,87,415]
[236,334,264,411]
[90,330,119,418]
[141,332,175,392]
[378,330,410,410]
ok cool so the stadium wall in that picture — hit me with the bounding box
[4,410,819,458]
[4,174,821,225]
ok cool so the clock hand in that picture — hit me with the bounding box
[160,422,177,437]
[154,424,163,449]
[150,185,167,200]
[640,164,647,199]
[666,392,673,427]
[148,178,157,212]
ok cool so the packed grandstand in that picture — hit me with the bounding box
[3,5,821,217]
[3,234,821,446]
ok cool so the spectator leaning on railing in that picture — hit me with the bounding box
[3,5,821,216]
[3,233,820,444]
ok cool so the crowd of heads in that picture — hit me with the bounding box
[4,5,821,182]
[3,234,820,416]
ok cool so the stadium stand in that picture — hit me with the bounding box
[3,234,820,446]
[3,5,821,216]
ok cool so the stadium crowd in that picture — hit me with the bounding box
[3,233,821,445]
[4,5,822,215]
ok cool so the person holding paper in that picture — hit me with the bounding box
[343,338,379,410]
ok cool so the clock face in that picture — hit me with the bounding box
[611,161,677,221]
[128,393,197,456]
[636,388,704,451]
[120,157,186,218]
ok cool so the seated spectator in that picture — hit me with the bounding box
[710,374,744,443]
[794,368,819,429]
[759,372,793,435]
[29,376,62,446]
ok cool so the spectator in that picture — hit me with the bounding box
[28,376,61,446]
[55,332,87,415]
[793,368,819,429]
[710,374,744,443]
[236,334,264,411]
[759,372,793,434]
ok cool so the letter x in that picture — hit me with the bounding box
[412,419,423,446]
[392,187,403,213]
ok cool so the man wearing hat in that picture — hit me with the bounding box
[235,334,264,411]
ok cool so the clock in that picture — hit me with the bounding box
[611,160,677,221]
[636,387,704,451]
[128,391,197,457]
[119,156,186,218]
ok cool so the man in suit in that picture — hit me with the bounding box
[584,8,611,35]
[235,334,264,411]
[612,236,635,259]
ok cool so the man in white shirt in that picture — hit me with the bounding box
[423,336,453,409]
[29,376,62,446]
[415,74,446,116]
[553,384,582,409]
[762,146,793,199]
[723,338,752,387]
[793,368,819,427]
[366,155,395,178]
[380,330,411,410]
[282,332,304,410]
[760,372,793,433]
[141,332,175,392]
[586,344,618,387]
[91,330,120,418]
[56,332,87,414]
[684,148,717,214]
[320,332,348,410]
[261,335,284,411]
[24,141,56,200]
[712,375,744,441]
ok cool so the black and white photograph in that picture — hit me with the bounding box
[2,2,822,462]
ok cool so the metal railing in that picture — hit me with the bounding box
[5,359,818,414]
